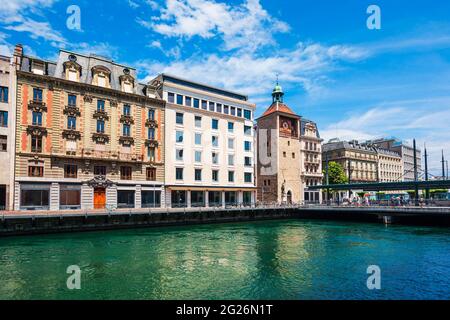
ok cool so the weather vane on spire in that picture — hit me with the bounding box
[272,73,284,103]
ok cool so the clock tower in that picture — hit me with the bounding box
[257,83,302,204]
[256,82,323,204]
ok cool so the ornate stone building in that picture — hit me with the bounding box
[13,45,165,211]
[368,137,421,181]
[257,84,322,204]
[322,139,378,183]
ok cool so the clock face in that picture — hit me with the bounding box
[282,121,290,129]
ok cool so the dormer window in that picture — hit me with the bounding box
[98,74,106,87]
[63,59,82,82]
[123,80,133,93]
[119,71,135,93]
[68,69,78,81]
[31,60,45,75]
[91,66,111,88]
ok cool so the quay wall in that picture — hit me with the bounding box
[1,207,449,236]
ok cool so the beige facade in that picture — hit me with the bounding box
[13,46,165,211]
[152,74,256,207]
[301,123,323,202]
[323,139,378,183]
[368,137,421,181]
[257,85,322,204]
[376,148,403,182]
[0,54,16,210]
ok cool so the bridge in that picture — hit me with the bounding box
[306,179,450,192]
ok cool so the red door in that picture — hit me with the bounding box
[94,188,106,209]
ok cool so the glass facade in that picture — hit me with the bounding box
[117,190,135,208]
[172,190,187,208]
[191,191,205,207]
[142,191,161,208]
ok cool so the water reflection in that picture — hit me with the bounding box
[0,220,449,299]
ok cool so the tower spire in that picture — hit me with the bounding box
[272,76,284,103]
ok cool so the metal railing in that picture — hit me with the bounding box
[2,201,450,220]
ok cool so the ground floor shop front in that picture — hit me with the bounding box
[166,186,256,208]
[14,178,165,211]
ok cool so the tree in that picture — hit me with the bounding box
[323,161,348,185]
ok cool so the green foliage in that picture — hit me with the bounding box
[323,161,348,185]
[429,189,448,194]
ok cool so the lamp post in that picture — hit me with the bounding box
[442,150,446,180]
[413,139,419,206]
[424,146,429,201]
[325,153,330,205]
[347,159,352,199]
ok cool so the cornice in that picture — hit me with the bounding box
[17,70,166,107]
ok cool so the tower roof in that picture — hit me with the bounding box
[260,101,298,118]
[259,80,298,118]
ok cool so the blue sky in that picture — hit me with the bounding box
[1,0,450,174]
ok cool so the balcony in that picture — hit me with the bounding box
[303,147,321,153]
[81,148,144,162]
[305,158,320,164]
[62,129,81,140]
[144,139,158,148]
[145,119,158,128]
[92,132,109,144]
[302,171,323,178]
[63,104,81,117]
[93,110,109,121]
[26,125,47,137]
[120,114,134,125]
[28,100,47,112]
[119,136,134,146]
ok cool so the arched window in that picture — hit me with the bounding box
[91,65,111,88]
[63,60,82,82]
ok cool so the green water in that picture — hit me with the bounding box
[0,220,449,299]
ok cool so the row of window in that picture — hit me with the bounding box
[168,92,252,120]
[175,112,252,135]
[174,149,252,166]
[175,130,252,151]
[175,167,253,183]
[28,164,158,181]
[171,190,253,208]
[20,188,161,209]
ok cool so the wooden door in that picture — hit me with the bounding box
[94,188,106,209]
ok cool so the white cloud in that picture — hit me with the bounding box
[141,0,290,52]
[136,41,367,101]
[5,18,65,44]
[0,0,57,23]
[0,0,65,46]
[128,0,140,9]
[149,40,162,49]
[321,100,450,174]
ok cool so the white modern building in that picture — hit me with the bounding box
[151,74,257,207]
[0,53,16,210]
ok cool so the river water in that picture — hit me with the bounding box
[0,220,449,299]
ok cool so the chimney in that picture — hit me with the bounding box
[14,44,23,57]
[13,44,23,69]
